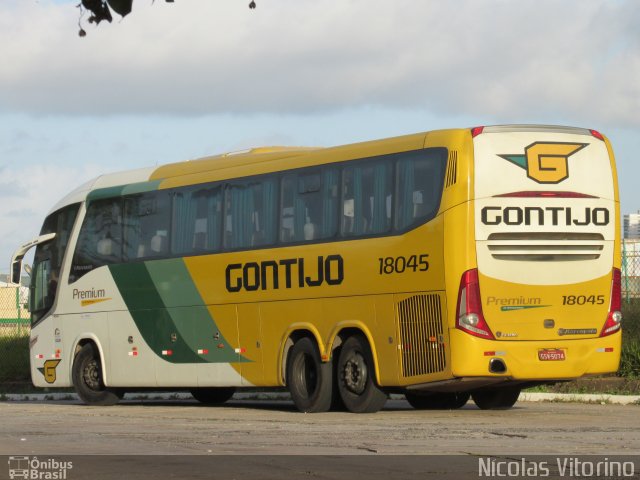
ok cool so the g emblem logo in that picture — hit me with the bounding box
[38,359,61,384]
[499,142,587,184]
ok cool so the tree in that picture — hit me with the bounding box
[78,0,257,37]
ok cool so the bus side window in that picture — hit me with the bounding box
[395,149,447,231]
[70,199,123,282]
[280,168,338,244]
[123,192,171,260]
[341,161,392,237]
[224,177,278,250]
[172,186,222,255]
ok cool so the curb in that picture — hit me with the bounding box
[2,391,639,405]
[520,392,640,406]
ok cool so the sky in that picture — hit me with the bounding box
[1,0,639,272]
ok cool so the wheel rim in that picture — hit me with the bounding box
[83,358,102,391]
[342,352,367,395]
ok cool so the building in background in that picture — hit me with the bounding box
[623,210,640,239]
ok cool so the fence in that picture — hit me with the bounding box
[622,240,640,301]
[1,285,29,329]
[0,283,30,384]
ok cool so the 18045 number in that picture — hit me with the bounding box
[562,295,605,305]
[378,254,429,275]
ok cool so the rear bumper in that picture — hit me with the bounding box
[449,329,621,380]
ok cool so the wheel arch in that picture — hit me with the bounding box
[328,322,382,386]
[279,323,325,385]
[70,334,109,386]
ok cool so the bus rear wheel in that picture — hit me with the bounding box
[286,337,333,413]
[472,387,521,410]
[72,343,123,406]
[190,387,236,405]
[405,391,470,410]
[336,334,387,413]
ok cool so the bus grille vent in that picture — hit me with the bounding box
[445,151,458,187]
[486,232,605,261]
[398,294,446,377]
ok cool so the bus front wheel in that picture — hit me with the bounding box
[190,387,236,405]
[472,387,521,410]
[286,337,333,413]
[72,343,123,406]
[405,391,470,410]
[336,335,387,413]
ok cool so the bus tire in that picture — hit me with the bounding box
[190,387,236,405]
[472,387,521,410]
[405,391,470,410]
[336,334,387,413]
[72,343,123,406]
[286,337,333,413]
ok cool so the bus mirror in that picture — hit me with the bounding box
[9,233,56,285]
[24,264,32,277]
[10,257,23,285]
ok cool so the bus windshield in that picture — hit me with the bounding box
[30,203,80,325]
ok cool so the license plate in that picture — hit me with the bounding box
[538,349,566,361]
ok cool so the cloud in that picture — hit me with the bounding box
[0,0,638,127]
[0,161,102,271]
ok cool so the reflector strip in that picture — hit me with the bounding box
[235,347,246,354]
[596,347,614,353]
[494,191,597,199]
[162,350,173,356]
[35,354,44,359]
[484,351,506,356]
[128,351,138,357]
[198,349,209,355]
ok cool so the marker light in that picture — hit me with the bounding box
[600,267,622,337]
[456,269,494,340]
[471,126,485,138]
[590,129,605,141]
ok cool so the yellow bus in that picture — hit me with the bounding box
[10,125,622,413]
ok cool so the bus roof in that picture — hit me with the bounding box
[48,125,606,214]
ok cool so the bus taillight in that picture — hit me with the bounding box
[600,267,622,337]
[456,269,494,340]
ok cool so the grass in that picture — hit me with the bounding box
[0,330,30,383]
[620,299,640,378]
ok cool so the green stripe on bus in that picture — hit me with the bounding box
[87,185,126,202]
[146,259,242,363]
[109,260,243,364]
[121,180,163,196]
[87,180,162,202]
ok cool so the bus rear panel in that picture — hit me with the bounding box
[450,126,621,382]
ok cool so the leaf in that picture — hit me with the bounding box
[107,0,133,17]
